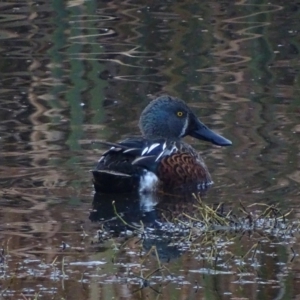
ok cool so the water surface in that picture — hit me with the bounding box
[1,0,300,299]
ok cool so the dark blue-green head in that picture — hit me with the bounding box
[139,95,232,146]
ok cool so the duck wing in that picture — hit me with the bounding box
[92,137,165,193]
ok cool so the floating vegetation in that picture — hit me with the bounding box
[1,194,299,299]
[88,193,299,294]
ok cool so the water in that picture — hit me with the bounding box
[1,1,300,299]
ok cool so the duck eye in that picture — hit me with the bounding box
[177,111,183,117]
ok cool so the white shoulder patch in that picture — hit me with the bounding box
[141,146,149,156]
[147,143,160,154]
[154,142,178,162]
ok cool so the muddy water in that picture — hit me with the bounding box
[1,1,300,299]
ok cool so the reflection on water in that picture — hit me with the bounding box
[1,0,300,299]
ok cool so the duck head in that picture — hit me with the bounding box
[139,95,232,146]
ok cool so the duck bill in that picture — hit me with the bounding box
[189,118,232,146]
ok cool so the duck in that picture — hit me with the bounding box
[92,95,231,193]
